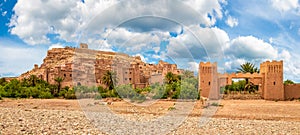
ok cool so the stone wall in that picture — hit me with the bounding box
[284,84,300,99]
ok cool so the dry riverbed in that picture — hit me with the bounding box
[0,98,299,134]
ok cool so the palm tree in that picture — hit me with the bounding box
[237,62,259,93]
[54,77,64,94]
[102,71,117,90]
[237,62,259,74]
[29,75,38,87]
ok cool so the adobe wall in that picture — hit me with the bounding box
[284,84,300,99]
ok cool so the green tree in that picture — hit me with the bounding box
[0,78,6,86]
[54,77,64,94]
[284,79,295,85]
[102,71,117,90]
[29,75,39,87]
[165,72,178,84]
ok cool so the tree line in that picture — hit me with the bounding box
[0,70,199,101]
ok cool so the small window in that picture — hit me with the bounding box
[130,72,132,74]
[125,72,127,74]
[70,74,72,77]
[208,81,211,85]
[129,78,132,80]
[125,78,127,80]
[64,74,66,77]
[274,82,276,85]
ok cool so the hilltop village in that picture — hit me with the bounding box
[19,43,182,89]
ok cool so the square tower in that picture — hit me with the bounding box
[260,60,284,100]
[199,62,219,99]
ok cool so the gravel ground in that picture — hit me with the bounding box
[0,99,299,135]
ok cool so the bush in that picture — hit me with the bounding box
[58,89,67,98]
[131,94,146,103]
[65,89,76,99]
[39,91,53,99]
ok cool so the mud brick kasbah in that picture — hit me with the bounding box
[18,43,182,89]
[18,43,300,100]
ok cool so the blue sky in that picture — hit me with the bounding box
[0,0,300,82]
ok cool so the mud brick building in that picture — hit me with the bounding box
[19,44,182,89]
[199,60,300,100]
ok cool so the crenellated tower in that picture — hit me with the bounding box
[260,60,284,100]
[199,62,219,99]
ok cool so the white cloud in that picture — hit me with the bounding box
[103,28,168,53]
[167,25,229,59]
[182,0,224,26]
[1,11,7,16]
[226,16,238,27]
[187,61,198,73]
[224,58,246,71]
[9,0,118,45]
[0,40,47,76]
[271,0,299,12]
[9,0,224,46]
[133,54,148,63]
[226,36,278,59]
[49,43,64,50]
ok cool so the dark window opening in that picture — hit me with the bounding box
[209,81,211,85]
[129,78,132,80]
[64,74,66,77]
[130,72,132,74]
[273,82,276,85]
[70,74,72,77]
[77,82,81,86]
[125,78,127,80]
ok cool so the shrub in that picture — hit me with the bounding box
[58,89,67,98]
[65,89,76,99]
[131,94,146,103]
[211,102,220,106]
[39,91,53,99]
[168,106,176,111]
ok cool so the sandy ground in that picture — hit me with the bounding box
[0,98,299,134]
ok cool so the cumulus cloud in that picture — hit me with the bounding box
[271,0,299,12]
[226,16,238,27]
[187,61,198,73]
[9,0,224,46]
[102,28,169,54]
[226,36,278,59]
[167,25,229,60]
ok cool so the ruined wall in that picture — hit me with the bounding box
[284,84,300,99]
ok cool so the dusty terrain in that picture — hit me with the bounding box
[0,98,300,134]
